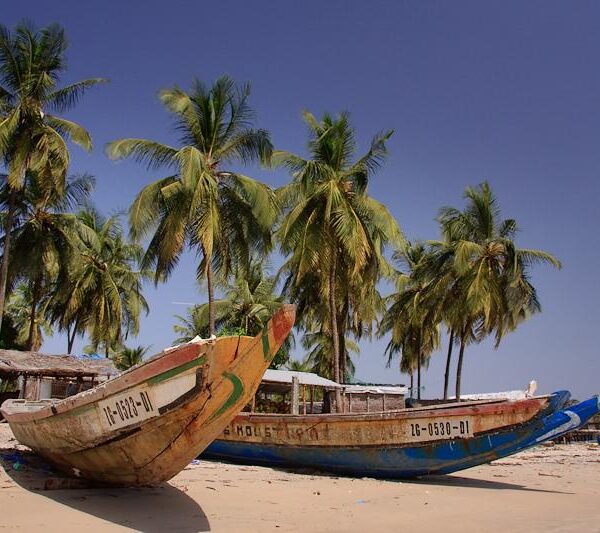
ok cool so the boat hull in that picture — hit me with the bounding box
[203,391,599,478]
[1,306,295,486]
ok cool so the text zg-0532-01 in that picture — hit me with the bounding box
[97,386,158,430]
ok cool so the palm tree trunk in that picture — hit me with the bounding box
[329,248,342,412]
[67,318,79,354]
[417,327,423,400]
[443,329,455,400]
[409,371,414,398]
[206,259,215,337]
[455,331,467,401]
[0,189,18,331]
[417,351,422,401]
[339,295,349,382]
[27,277,42,351]
[339,330,346,383]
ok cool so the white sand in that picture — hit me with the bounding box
[1,423,599,532]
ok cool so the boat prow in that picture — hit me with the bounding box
[1,305,295,486]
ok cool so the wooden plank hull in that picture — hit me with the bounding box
[1,306,295,486]
[203,391,600,478]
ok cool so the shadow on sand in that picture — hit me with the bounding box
[0,448,210,532]
[404,474,574,495]
[202,457,572,495]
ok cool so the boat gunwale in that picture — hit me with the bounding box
[0,341,208,423]
[236,395,552,424]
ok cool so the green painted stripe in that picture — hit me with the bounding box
[261,326,271,361]
[208,371,244,422]
[148,355,206,385]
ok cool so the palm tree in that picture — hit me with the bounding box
[112,345,149,371]
[2,173,94,349]
[379,242,440,400]
[173,259,293,367]
[286,356,313,372]
[185,260,285,336]
[5,283,53,350]
[276,111,403,409]
[0,22,105,329]
[301,329,358,381]
[108,76,276,337]
[436,182,561,399]
[49,209,150,355]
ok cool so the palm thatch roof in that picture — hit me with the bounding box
[0,349,117,379]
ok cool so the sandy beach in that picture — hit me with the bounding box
[1,424,599,532]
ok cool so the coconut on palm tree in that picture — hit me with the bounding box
[108,76,277,337]
[0,22,105,329]
[276,111,403,409]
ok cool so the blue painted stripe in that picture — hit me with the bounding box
[202,393,599,478]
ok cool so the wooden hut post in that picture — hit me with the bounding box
[302,385,307,415]
[382,393,386,412]
[20,374,28,399]
[310,386,314,414]
[291,376,300,415]
[366,393,370,413]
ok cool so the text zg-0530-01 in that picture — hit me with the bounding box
[408,418,474,441]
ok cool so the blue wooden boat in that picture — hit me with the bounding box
[203,391,599,478]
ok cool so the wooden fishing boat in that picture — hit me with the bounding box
[203,387,600,478]
[0,305,295,486]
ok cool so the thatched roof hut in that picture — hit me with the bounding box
[0,349,117,379]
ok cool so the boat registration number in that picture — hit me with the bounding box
[98,386,158,431]
[407,417,474,442]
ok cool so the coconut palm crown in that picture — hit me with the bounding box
[432,182,561,398]
[108,76,277,336]
[276,111,404,406]
[0,21,106,329]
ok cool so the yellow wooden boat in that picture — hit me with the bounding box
[0,305,295,486]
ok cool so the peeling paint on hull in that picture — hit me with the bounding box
[203,392,600,478]
[1,306,295,486]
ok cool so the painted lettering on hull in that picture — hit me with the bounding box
[219,416,475,445]
[97,385,158,431]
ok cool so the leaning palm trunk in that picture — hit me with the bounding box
[443,329,455,400]
[455,332,467,401]
[329,250,343,411]
[67,322,79,354]
[0,189,18,331]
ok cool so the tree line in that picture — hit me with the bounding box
[0,22,559,398]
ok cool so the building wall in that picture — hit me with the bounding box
[345,393,405,413]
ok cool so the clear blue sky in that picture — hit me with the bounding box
[5,1,600,399]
